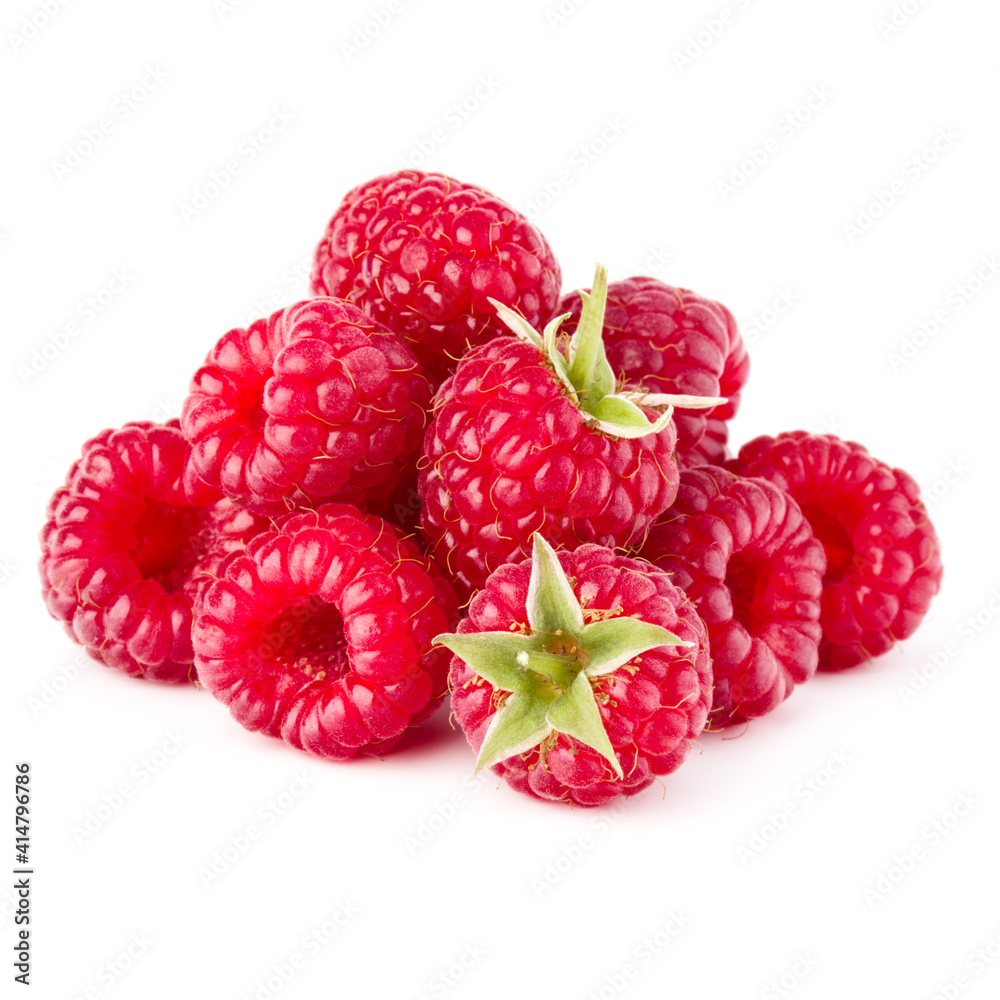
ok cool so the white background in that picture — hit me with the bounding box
[3,0,999,997]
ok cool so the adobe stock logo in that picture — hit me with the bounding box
[716,86,833,202]
[51,67,169,180]
[843,127,959,244]
[672,0,758,72]
[7,0,73,53]
[340,0,411,63]
[17,269,134,385]
[522,117,628,221]
[886,255,998,372]
[177,108,295,223]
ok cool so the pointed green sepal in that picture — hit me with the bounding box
[588,394,674,439]
[586,351,617,407]
[490,263,725,444]
[474,691,554,774]
[488,298,543,349]
[526,534,584,637]
[567,265,616,403]
[542,312,569,363]
[432,631,542,693]
[581,617,692,679]
[640,392,728,410]
[437,531,686,784]
[545,671,623,779]
[543,314,577,398]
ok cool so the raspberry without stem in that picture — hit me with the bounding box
[728,431,943,670]
[181,297,430,516]
[39,421,266,683]
[640,466,826,724]
[311,169,562,387]
[193,503,458,759]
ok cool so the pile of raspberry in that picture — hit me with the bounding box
[40,169,942,805]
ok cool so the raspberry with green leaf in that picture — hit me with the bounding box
[558,275,746,467]
[436,534,712,806]
[419,264,725,602]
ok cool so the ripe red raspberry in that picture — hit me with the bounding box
[419,265,724,602]
[558,276,748,468]
[193,504,458,760]
[310,170,562,386]
[640,467,826,724]
[39,421,266,683]
[438,535,712,807]
[181,297,430,516]
[367,468,423,537]
[688,416,731,469]
[728,432,943,670]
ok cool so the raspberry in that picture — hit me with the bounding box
[688,296,749,466]
[688,416,731,469]
[193,504,458,759]
[39,421,266,683]
[438,535,712,806]
[369,468,423,537]
[419,265,723,603]
[310,170,562,386]
[558,276,747,467]
[640,467,826,724]
[181,297,430,516]
[728,432,943,670]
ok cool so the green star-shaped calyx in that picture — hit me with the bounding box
[488,263,727,439]
[433,534,692,778]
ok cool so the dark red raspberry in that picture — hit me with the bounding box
[640,466,826,724]
[558,276,748,468]
[440,537,712,807]
[310,170,562,386]
[39,421,266,683]
[193,504,458,760]
[727,432,943,670]
[181,297,430,516]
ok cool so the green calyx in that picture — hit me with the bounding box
[489,263,727,440]
[432,534,692,778]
